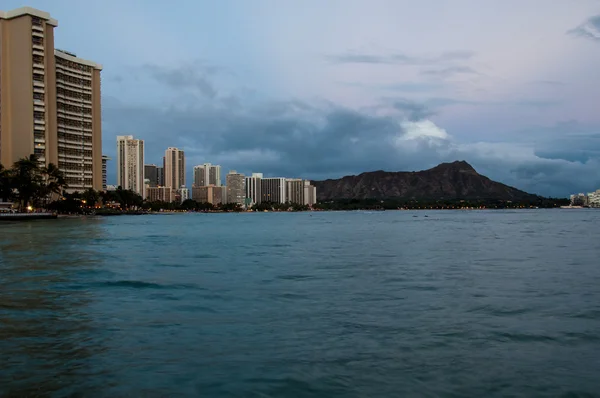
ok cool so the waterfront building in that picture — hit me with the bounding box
[226,170,245,205]
[303,180,317,206]
[102,155,110,191]
[179,186,189,203]
[285,178,304,204]
[164,147,185,189]
[144,164,158,187]
[0,7,103,192]
[261,177,286,204]
[570,193,589,207]
[146,186,174,202]
[245,173,263,206]
[116,135,145,198]
[192,185,225,205]
[193,163,221,187]
[588,189,600,207]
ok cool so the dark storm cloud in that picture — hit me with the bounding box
[568,15,600,41]
[326,50,475,65]
[102,64,600,197]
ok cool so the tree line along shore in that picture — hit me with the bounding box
[1,154,569,217]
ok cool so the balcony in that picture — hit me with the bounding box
[32,23,44,32]
[33,80,45,88]
[32,43,44,51]
[32,30,44,38]
[32,48,44,56]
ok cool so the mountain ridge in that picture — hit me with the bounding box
[313,161,538,201]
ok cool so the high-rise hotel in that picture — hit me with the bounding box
[0,7,102,192]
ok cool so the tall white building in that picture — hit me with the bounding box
[193,163,221,187]
[164,147,185,189]
[116,135,145,198]
[245,172,263,206]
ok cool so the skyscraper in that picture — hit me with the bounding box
[226,170,245,205]
[245,173,263,206]
[144,164,158,187]
[116,135,144,198]
[261,177,286,204]
[285,178,304,204]
[193,163,221,187]
[303,180,317,206]
[0,7,103,192]
[164,147,185,189]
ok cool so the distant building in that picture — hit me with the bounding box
[179,186,189,203]
[116,135,145,198]
[146,186,174,202]
[144,164,158,187]
[156,166,164,187]
[245,173,263,206]
[286,178,304,204]
[303,180,317,206]
[106,185,117,191]
[570,193,589,207]
[226,171,245,205]
[588,189,600,207]
[164,147,185,189]
[261,177,286,204]
[102,155,110,191]
[192,186,225,205]
[193,163,221,187]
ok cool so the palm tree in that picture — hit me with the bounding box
[0,163,14,202]
[42,162,67,206]
[11,154,43,212]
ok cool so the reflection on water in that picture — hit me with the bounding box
[0,219,105,395]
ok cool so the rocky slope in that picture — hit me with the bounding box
[313,161,538,201]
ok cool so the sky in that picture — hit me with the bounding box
[4,0,600,197]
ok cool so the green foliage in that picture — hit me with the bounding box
[0,154,67,211]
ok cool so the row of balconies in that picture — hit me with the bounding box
[57,97,93,109]
[56,66,93,79]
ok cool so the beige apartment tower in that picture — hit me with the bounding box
[164,147,185,189]
[0,7,102,192]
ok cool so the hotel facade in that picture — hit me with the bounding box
[0,7,103,192]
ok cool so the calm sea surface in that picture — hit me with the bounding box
[1,210,600,397]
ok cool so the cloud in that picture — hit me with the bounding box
[568,15,600,41]
[101,63,600,198]
[326,50,475,65]
[141,64,220,98]
[420,66,479,78]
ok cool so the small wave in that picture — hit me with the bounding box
[276,274,315,281]
[492,331,557,343]
[269,292,310,300]
[96,280,199,290]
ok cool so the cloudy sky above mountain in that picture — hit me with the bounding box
[5,0,600,196]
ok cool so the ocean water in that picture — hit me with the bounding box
[1,210,600,397]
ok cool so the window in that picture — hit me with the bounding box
[31,17,42,26]
[32,36,44,46]
[34,111,45,120]
[34,92,45,101]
